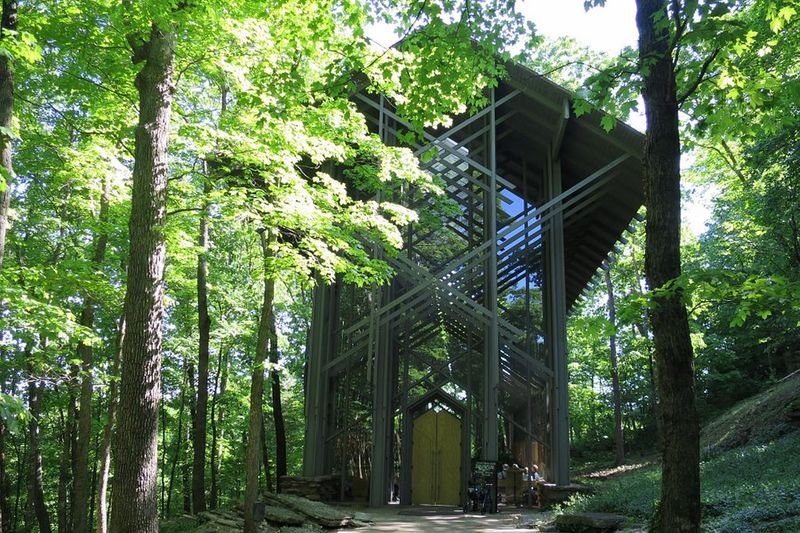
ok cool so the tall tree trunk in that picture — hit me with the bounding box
[0,8,16,520]
[181,362,197,514]
[630,246,661,441]
[207,89,228,512]
[87,433,98,530]
[0,0,17,269]
[27,367,53,533]
[182,430,191,514]
[184,363,195,514]
[192,181,210,513]
[603,262,625,466]
[159,405,166,518]
[73,176,110,533]
[635,1,700,531]
[23,479,33,533]
[111,22,175,533]
[0,421,8,533]
[209,349,227,510]
[0,381,11,533]
[244,230,275,533]
[166,367,188,517]
[268,311,286,490]
[260,415,272,494]
[95,317,124,533]
[57,405,74,533]
[13,432,24,532]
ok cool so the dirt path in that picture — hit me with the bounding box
[334,505,555,532]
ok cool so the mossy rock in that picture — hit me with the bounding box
[263,493,351,528]
[263,505,305,527]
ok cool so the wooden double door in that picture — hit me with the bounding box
[411,409,461,505]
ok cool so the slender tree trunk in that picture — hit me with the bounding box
[636,1,700,530]
[209,350,227,510]
[73,177,110,533]
[23,481,33,533]
[182,429,191,514]
[111,22,175,533]
[207,88,228,512]
[166,368,188,517]
[87,432,98,531]
[260,415,272,494]
[630,246,661,441]
[95,317,124,533]
[159,405,166,518]
[184,363,194,514]
[192,181,210,513]
[57,404,73,533]
[27,368,52,533]
[0,422,8,533]
[268,311,286,490]
[244,230,275,533]
[603,262,625,466]
[589,372,598,443]
[13,433,23,532]
[0,0,17,269]
[0,383,11,533]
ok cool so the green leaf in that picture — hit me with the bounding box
[0,125,17,140]
[600,114,616,132]
[573,98,593,117]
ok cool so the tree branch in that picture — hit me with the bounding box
[694,140,747,185]
[166,207,202,217]
[678,48,719,105]
[126,33,150,65]
[670,0,687,70]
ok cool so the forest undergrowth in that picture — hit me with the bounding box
[562,374,800,532]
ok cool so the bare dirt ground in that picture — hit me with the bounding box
[333,504,555,532]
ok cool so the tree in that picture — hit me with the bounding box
[0,0,16,269]
[96,317,124,533]
[27,357,52,533]
[635,0,700,529]
[192,177,210,513]
[602,260,624,466]
[268,304,287,489]
[111,21,176,533]
[243,230,274,533]
[72,175,111,533]
[632,3,800,529]
[0,4,18,526]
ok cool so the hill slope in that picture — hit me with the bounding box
[563,373,800,531]
[701,372,800,456]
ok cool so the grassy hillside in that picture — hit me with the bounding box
[701,372,800,456]
[563,374,800,532]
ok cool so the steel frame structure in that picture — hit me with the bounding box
[303,66,644,507]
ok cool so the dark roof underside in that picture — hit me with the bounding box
[501,64,644,307]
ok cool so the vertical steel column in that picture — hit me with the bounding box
[400,317,412,505]
[369,96,391,506]
[303,283,331,476]
[545,153,570,485]
[400,406,412,505]
[483,88,499,461]
[369,297,392,506]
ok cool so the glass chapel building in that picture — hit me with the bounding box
[302,63,644,507]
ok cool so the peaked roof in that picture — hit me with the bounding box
[497,62,644,308]
[356,60,644,309]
